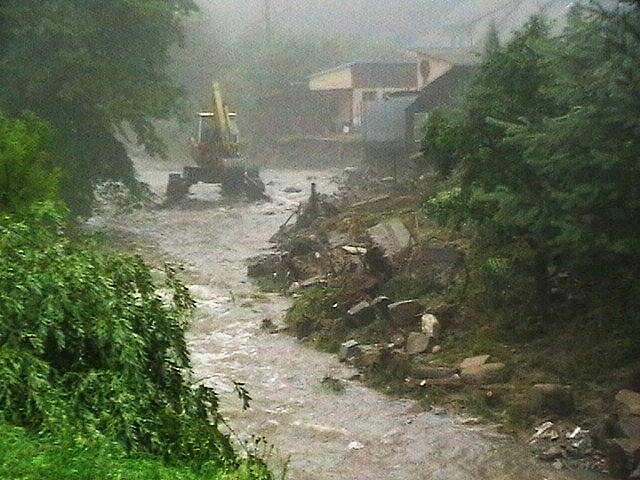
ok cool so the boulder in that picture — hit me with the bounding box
[604,438,640,479]
[530,384,575,416]
[616,390,640,417]
[460,355,491,370]
[388,300,423,326]
[620,416,640,440]
[406,332,431,355]
[366,218,412,259]
[421,314,441,339]
[339,340,362,362]
[460,363,507,384]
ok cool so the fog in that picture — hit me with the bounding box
[197,0,575,43]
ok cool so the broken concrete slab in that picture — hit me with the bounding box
[460,363,507,384]
[460,355,491,370]
[406,332,431,355]
[366,218,412,259]
[388,300,423,326]
[421,313,441,339]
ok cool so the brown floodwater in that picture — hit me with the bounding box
[91,160,606,480]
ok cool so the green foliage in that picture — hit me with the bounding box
[422,7,640,331]
[0,0,196,213]
[0,111,59,213]
[0,205,272,473]
[0,420,270,480]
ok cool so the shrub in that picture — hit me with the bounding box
[0,205,267,472]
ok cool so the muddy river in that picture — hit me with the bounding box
[93,162,603,480]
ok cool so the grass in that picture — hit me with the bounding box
[0,422,270,480]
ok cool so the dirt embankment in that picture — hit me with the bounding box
[248,173,638,479]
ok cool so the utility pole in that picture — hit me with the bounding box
[264,0,273,42]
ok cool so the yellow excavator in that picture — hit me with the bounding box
[166,82,267,202]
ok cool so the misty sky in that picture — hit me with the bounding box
[198,0,573,44]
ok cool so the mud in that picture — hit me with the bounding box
[92,161,604,480]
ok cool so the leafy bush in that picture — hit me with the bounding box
[0,111,59,213]
[0,205,268,474]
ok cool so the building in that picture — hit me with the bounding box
[406,65,477,152]
[308,62,419,130]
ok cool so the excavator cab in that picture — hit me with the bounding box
[166,82,266,203]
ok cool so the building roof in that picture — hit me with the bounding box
[309,61,418,89]
[407,65,477,113]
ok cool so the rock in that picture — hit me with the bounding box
[620,416,640,440]
[432,345,442,354]
[347,300,374,325]
[353,346,383,368]
[540,446,564,461]
[390,335,405,349]
[460,363,507,384]
[339,340,362,362]
[631,463,640,480]
[348,441,365,450]
[421,314,441,339]
[247,253,290,278]
[531,384,575,416]
[283,186,302,193]
[366,218,412,259]
[604,438,640,479]
[342,245,368,255]
[299,275,328,289]
[388,300,423,326]
[460,355,491,370]
[406,332,431,355]
[287,282,301,294]
[616,390,640,417]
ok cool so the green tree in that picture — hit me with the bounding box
[423,6,640,335]
[0,0,196,214]
[0,112,59,213]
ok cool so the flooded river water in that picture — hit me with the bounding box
[93,162,604,480]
